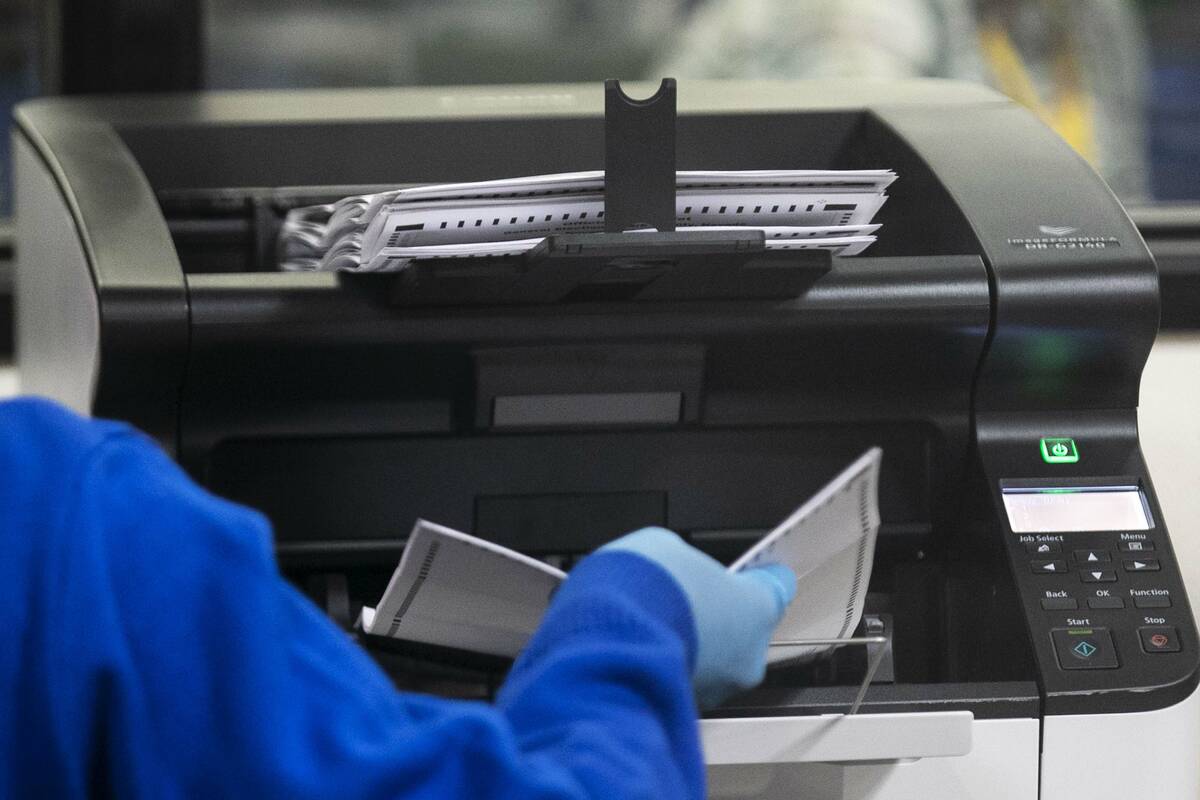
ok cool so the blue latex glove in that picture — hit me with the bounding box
[602,527,796,709]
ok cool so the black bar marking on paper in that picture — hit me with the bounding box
[838,477,873,639]
[387,541,441,636]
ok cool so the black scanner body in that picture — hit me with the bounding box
[13,80,1196,721]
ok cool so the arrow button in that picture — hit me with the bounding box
[1123,559,1161,572]
[1080,570,1117,583]
[1074,549,1112,564]
[1031,560,1067,574]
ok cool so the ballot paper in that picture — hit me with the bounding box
[279,169,895,273]
[391,169,897,203]
[353,229,878,272]
[361,522,566,658]
[360,449,882,663]
[360,191,885,248]
[732,448,882,663]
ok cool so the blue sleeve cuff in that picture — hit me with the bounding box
[517,549,698,674]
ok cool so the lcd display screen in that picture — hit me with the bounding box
[1002,486,1153,533]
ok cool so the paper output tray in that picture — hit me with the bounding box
[360,627,972,764]
[701,710,974,765]
[384,230,832,307]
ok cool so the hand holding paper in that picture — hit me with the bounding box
[361,449,883,697]
[603,528,796,709]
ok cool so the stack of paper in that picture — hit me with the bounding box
[359,449,882,663]
[280,170,895,273]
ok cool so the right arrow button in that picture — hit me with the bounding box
[1124,559,1161,573]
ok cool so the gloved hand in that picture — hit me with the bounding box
[602,527,796,709]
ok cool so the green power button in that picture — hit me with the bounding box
[1041,437,1079,464]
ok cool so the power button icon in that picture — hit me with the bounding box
[1041,438,1079,464]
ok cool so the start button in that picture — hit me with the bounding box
[1052,627,1119,670]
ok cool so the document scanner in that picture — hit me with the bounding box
[13,79,1199,798]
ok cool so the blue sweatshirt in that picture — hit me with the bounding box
[0,397,704,799]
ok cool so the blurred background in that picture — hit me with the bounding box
[1,0,1199,350]
[4,0,1200,216]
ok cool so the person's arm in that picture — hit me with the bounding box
[1,398,782,799]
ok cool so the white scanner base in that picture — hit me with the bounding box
[703,683,1200,798]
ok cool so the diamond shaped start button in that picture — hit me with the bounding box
[1052,627,1118,669]
[1072,641,1098,658]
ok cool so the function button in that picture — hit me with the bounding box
[1080,569,1117,583]
[1139,626,1182,654]
[1026,542,1063,555]
[1042,597,1078,610]
[1074,549,1112,564]
[1124,559,1161,573]
[1088,596,1125,610]
[1052,627,1120,670]
[1119,540,1155,553]
[1032,560,1068,574]
[1133,593,1172,609]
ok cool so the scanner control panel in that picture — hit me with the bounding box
[997,459,1197,713]
[1022,526,1181,670]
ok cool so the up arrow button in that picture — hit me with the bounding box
[1074,549,1112,564]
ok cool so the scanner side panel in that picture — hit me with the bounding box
[1041,683,1200,798]
[876,102,1159,413]
[13,134,99,413]
[875,101,1195,715]
[12,104,190,450]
